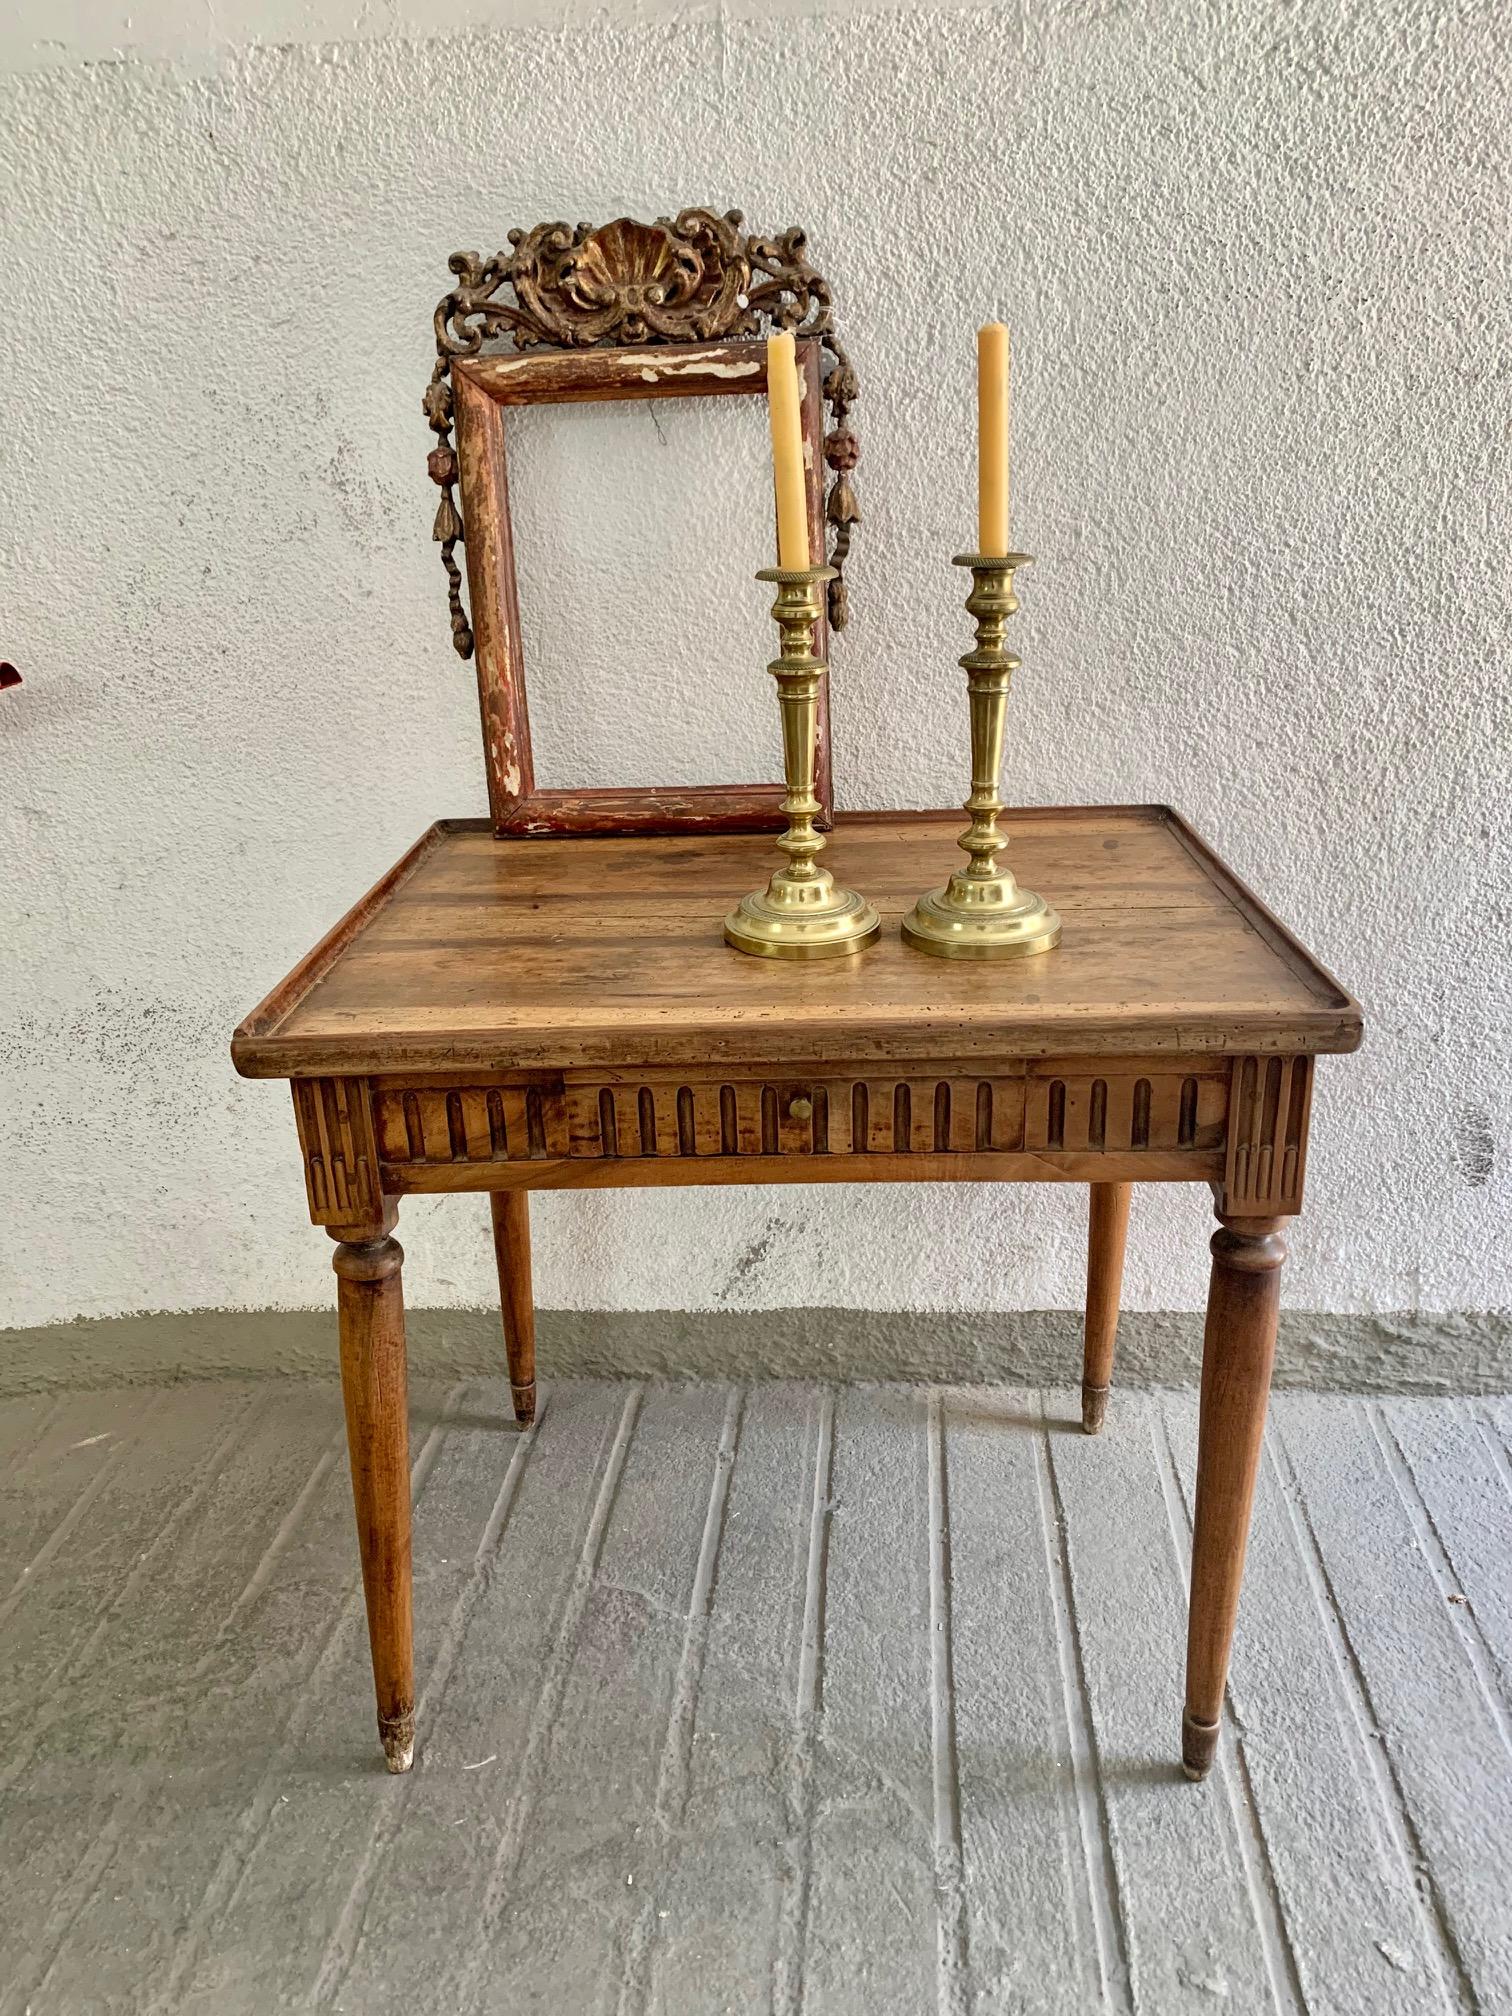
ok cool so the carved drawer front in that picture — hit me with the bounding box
[367,1064,1227,1169]
[1023,1064,1228,1155]
[567,1075,1029,1160]
[372,1082,569,1166]
[579,1067,1227,1161]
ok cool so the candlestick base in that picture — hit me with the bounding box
[901,871,1060,959]
[724,874,881,960]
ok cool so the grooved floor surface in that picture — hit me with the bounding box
[3,1378,1511,2016]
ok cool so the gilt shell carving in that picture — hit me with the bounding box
[510,213,748,347]
[425,207,861,653]
[434,208,829,355]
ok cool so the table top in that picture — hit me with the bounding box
[231,807,1362,1078]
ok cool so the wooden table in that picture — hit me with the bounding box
[231,806,1361,1779]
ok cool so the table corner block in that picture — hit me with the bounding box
[290,1076,386,1231]
[1218,1053,1314,1218]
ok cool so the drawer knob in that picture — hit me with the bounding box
[788,1095,813,1121]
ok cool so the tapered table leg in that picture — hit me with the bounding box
[490,1191,536,1425]
[1183,1210,1287,1780]
[332,1216,414,1773]
[1082,1181,1132,1433]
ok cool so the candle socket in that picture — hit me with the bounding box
[725,566,880,960]
[901,552,1061,959]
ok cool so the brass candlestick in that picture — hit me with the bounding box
[902,552,1061,958]
[725,566,879,959]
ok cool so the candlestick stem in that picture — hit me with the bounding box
[725,567,879,959]
[901,552,1060,959]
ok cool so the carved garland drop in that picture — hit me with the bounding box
[424,208,861,656]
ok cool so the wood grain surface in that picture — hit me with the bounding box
[232,807,1361,1078]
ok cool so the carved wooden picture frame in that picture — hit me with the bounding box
[451,336,833,837]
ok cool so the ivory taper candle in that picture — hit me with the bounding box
[766,331,811,568]
[977,322,1010,554]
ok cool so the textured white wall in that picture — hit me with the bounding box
[3,0,1508,1330]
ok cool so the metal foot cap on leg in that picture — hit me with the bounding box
[1081,1381,1109,1435]
[1181,1708,1220,1781]
[511,1379,537,1427]
[380,1709,415,1774]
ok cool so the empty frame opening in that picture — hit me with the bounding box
[505,394,776,791]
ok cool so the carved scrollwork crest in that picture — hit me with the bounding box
[424,208,861,658]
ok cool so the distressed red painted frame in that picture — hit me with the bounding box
[451,337,833,838]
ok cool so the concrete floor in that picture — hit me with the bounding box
[2,1379,1510,2016]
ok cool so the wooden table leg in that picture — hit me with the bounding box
[1182,1209,1287,1780]
[1082,1181,1132,1434]
[331,1212,414,1773]
[490,1190,537,1426]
